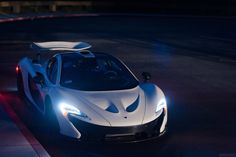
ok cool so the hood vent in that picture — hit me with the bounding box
[106,104,119,113]
[126,96,139,112]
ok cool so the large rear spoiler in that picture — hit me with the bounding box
[31,41,91,52]
[31,41,92,62]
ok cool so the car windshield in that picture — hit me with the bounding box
[60,53,139,91]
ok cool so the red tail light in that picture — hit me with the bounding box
[16,66,20,73]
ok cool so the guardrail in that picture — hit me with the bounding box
[0,1,95,13]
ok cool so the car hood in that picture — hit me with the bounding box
[58,86,146,127]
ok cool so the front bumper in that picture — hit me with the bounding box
[67,109,167,142]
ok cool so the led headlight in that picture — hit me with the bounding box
[59,102,88,118]
[156,98,167,113]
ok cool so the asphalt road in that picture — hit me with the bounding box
[0,15,236,157]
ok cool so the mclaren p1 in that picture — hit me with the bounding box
[16,41,168,142]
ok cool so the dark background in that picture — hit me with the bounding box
[0,15,235,157]
[1,0,236,16]
[92,0,236,16]
[0,1,235,157]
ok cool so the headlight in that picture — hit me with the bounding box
[156,98,167,113]
[59,102,88,119]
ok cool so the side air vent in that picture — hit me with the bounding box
[126,96,139,112]
[106,104,119,113]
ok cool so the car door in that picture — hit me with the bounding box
[28,57,59,113]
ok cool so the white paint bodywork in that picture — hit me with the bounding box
[32,41,92,51]
[17,42,168,139]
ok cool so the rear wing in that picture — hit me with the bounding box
[31,41,91,52]
[31,41,92,62]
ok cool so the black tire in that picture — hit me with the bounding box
[17,72,24,97]
[44,97,60,135]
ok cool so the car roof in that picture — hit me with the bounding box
[59,51,114,59]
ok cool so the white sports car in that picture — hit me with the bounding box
[16,41,168,142]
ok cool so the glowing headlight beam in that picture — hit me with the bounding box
[59,102,81,117]
[156,98,167,113]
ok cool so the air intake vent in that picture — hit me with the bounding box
[80,50,90,55]
[126,96,139,112]
[106,104,119,113]
[78,50,95,58]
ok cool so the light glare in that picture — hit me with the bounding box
[156,98,167,112]
[59,102,81,116]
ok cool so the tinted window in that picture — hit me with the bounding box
[47,58,58,84]
[60,53,139,91]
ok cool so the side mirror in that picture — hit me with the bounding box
[142,72,151,82]
[33,74,45,87]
